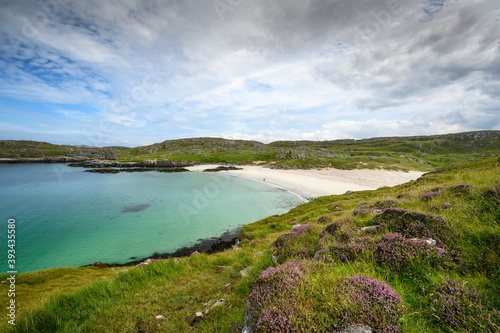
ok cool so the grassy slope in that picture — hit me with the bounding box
[116,131,500,171]
[0,141,124,159]
[2,131,500,172]
[2,156,499,332]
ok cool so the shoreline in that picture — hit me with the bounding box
[187,164,425,199]
[82,227,241,269]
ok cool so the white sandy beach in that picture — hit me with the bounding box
[187,165,425,200]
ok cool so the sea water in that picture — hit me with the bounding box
[0,164,305,273]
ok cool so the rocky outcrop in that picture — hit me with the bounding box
[68,159,195,168]
[0,157,90,163]
[85,167,189,174]
[203,166,243,172]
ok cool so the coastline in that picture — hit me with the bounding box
[187,164,425,199]
[83,227,241,268]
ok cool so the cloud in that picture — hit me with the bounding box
[0,0,498,146]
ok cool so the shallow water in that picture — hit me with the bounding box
[0,164,305,272]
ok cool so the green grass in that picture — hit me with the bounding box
[0,158,500,332]
[3,131,499,172]
[1,148,499,331]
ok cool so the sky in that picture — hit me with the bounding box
[0,0,499,147]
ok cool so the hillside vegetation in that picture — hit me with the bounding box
[2,131,500,171]
[116,131,500,171]
[1,156,499,332]
[0,141,124,160]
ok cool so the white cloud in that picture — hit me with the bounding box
[0,0,498,146]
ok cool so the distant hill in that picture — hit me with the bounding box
[117,130,500,171]
[1,131,499,171]
[0,140,122,160]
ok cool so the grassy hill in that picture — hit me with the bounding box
[3,131,500,171]
[2,156,499,332]
[118,131,500,171]
[0,141,123,160]
[116,132,500,171]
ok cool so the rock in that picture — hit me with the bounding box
[187,311,204,325]
[345,190,353,195]
[155,315,166,319]
[360,225,382,232]
[423,238,437,246]
[410,237,437,246]
[291,224,302,229]
[242,301,255,333]
[210,298,225,310]
[93,261,108,269]
[190,251,201,256]
[342,325,373,333]
[137,259,153,267]
[270,254,278,265]
[369,156,377,160]
[239,267,252,277]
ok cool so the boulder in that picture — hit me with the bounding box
[342,325,373,333]
[93,261,108,269]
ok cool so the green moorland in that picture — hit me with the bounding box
[2,131,500,171]
[116,131,500,171]
[0,140,126,160]
[1,156,499,332]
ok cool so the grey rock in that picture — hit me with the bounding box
[239,267,252,277]
[360,225,381,232]
[342,325,373,333]
[423,238,437,246]
[270,254,278,265]
[410,237,437,246]
[190,251,201,256]
[345,190,354,195]
[210,298,225,310]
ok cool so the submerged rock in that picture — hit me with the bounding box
[121,204,151,213]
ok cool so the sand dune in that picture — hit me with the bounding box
[187,165,425,200]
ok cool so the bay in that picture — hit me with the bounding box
[0,164,305,273]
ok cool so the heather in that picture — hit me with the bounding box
[2,157,499,332]
[430,278,499,332]
[245,263,405,333]
[373,234,450,274]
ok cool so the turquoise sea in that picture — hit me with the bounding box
[0,164,305,273]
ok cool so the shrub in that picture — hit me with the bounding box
[333,275,405,333]
[372,208,453,245]
[421,191,441,201]
[430,278,499,332]
[270,224,317,263]
[315,219,370,263]
[374,234,449,274]
[245,260,311,332]
[372,199,398,209]
[246,265,405,333]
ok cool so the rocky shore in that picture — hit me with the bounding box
[0,156,90,163]
[68,159,195,168]
[85,167,190,174]
[84,228,241,268]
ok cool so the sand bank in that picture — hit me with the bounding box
[187,165,425,200]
